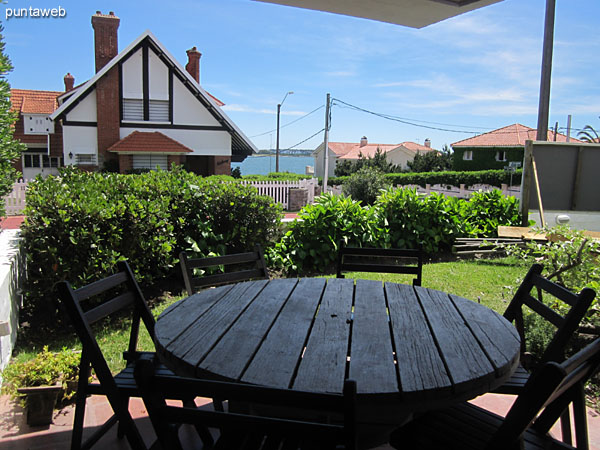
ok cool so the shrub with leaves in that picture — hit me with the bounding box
[463,189,522,237]
[502,226,600,328]
[269,193,377,273]
[21,167,282,326]
[342,167,389,205]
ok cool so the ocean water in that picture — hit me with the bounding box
[232,155,314,176]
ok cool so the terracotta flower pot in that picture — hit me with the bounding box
[17,383,62,426]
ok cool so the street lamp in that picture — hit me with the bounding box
[275,91,294,172]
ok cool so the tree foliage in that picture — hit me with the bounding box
[407,145,453,172]
[0,24,25,217]
[334,148,399,176]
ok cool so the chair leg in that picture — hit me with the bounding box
[573,386,590,450]
[183,398,214,448]
[117,397,130,438]
[560,408,572,446]
[71,387,88,450]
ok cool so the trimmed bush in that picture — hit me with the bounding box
[21,167,282,325]
[327,169,522,189]
[342,167,389,205]
[268,193,377,273]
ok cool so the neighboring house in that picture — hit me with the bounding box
[10,89,64,179]
[451,123,581,171]
[313,136,435,178]
[12,11,255,177]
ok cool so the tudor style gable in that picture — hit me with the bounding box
[51,11,255,175]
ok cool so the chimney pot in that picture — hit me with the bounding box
[360,136,368,147]
[64,73,75,92]
[185,47,202,83]
[424,138,431,148]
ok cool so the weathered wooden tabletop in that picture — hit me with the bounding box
[155,278,520,411]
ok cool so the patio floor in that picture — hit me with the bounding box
[1,392,599,449]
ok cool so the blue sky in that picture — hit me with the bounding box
[3,0,599,151]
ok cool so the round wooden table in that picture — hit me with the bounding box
[156,278,520,412]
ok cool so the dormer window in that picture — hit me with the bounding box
[25,114,54,134]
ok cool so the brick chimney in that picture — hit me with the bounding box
[360,136,368,147]
[92,11,120,169]
[91,11,120,73]
[64,73,75,92]
[424,138,431,148]
[185,47,202,83]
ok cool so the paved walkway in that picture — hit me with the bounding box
[0,216,25,230]
[1,392,598,449]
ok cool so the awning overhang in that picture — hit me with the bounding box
[253,0,504,28]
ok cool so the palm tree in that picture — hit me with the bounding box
[577,125,600,143]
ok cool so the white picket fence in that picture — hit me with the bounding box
[3,178,320,216]
[240,178,317,209]
[3,179,29,215]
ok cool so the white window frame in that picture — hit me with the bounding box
[496,150,507,162]
[463,150,473,161]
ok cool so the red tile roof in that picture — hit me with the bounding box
[10,89,62,114]
[107,131,193,154]
[451,123,581,147]
[333,141,435,160]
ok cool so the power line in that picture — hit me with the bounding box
[250,104,325,138]
[285,128,325,150]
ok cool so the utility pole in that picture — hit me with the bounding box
[276,103,281,172]
[566,115,572,142]
[322,93,331,194]
[536,0,556,141]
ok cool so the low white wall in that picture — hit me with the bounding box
[0,230,24,383]
[529,210,600,232]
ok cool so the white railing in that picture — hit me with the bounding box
[3,179,29,216]
[407,183,520,199]
[242,179,317,209]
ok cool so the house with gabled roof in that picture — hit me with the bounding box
[10,89,64,179]
[12,11,255,177]
[451,123,581,171]
[313,136,435,177]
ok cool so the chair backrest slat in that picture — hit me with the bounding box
[74,271,130,302]
[503,264,596,365]
[180,245,269,295]
[84,291,137,324]
[135,358,357,450]
[491,338,600,449]
[336,240,423,286]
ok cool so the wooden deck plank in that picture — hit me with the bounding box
[242,278,327,388]
[293,278,354,393]
[349,280,398,395]
[386,283,452,398]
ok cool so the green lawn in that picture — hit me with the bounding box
[9,257,530,375]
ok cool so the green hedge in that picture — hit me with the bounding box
[269,188,523,273]
[327,169,522,188]
[21,167,283,324]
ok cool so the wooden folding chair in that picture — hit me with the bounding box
[179,244,269,295]
[493,263,596,445]
[390,338,600,449]
[336,240,423,286]
[56,261,212,450]
[134,357,358,450]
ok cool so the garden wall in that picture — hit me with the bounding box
[0,231,25,383]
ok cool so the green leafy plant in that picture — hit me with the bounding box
[502,226,600,328]
[0,24,26,217]
[342,167,389,205]
[1,347,80,405]
[463,189,522,237]
[269,193,377,273]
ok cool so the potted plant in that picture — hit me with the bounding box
[0,346,80,426]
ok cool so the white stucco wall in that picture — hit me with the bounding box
[122,48,143,99]
[62,126,98,164]
[173,77,221,127]
[0,230,24,383]
[64,90,97,122]
[120,127,231,156]
[149,49,169,101]
[313,144,338,178]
